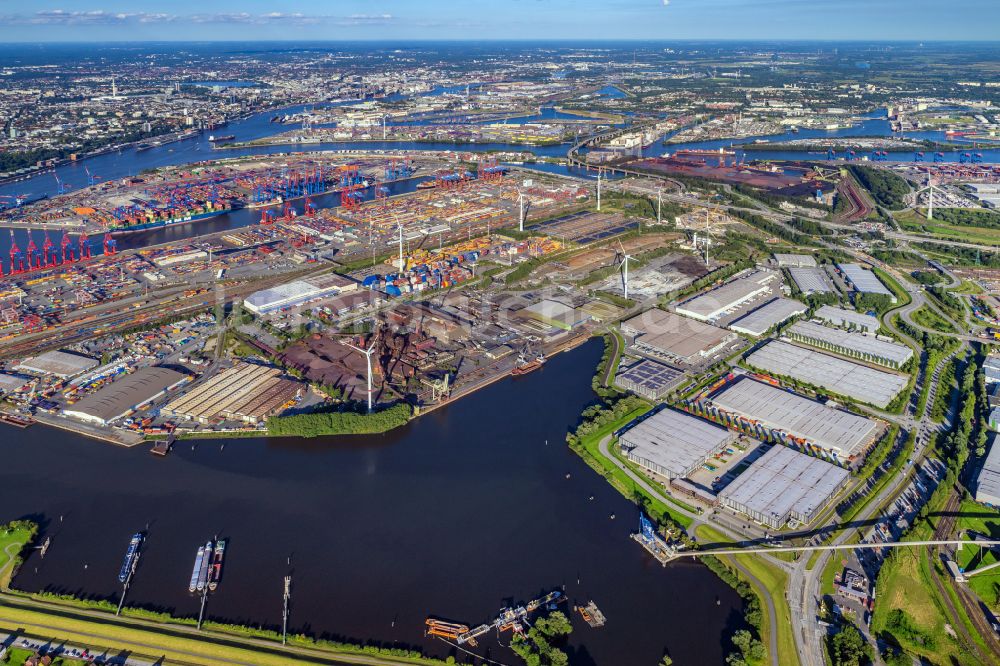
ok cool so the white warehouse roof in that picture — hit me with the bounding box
[814,305,880,333]
[720,445,849,527]
[786,321,913,367]
[15,350,98,379]
[837,263,893,297]
[619,407,735,479]
[675,269,778,322]
[729,298,807,337]
[708,377,880,459]
[976,435,1000,506]
[745,340,907,408]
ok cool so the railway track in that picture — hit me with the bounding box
[927,490,1000,665]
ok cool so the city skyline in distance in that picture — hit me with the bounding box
[0,0,998,42]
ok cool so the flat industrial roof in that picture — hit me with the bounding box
[709,377,880,458]
[773,253,817,268]
[788,267,835,294]
[720,445,849,523]
[729,298,807,337]
[64,367,188,423]
[0,374,27,392]
[838,263,893,296]
[786,321,913,366]
[623,309,733,363]
[15,350,98,378]
[245,280,325,310]
[615,358,684,394]
[675,270,777,321]
[745,340,907,408]
[619,407,735,477]
[977,435,1000,505]
[814,305,880,333]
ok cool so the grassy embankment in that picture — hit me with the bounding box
[912,305,959,334]
[871,502,986,666]
[695,525,798,666]
[896,209,1000,247]
[0,602,447,666]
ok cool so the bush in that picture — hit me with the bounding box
[267,403,412,437]
[848,165,910,210]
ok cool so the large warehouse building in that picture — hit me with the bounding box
[728,298,806,337]
[244,273,357,315]
[700,377,881,463]
[745,340,908,408]
[63,367,190,426]
[621,309,735,365]
[788,267,835,295]
[163,362,303,425]
[675,269,779,322]
[618,407,736,479]
[976,435,1000,506]
[614,358,685,400]
[719,445,850,528]
[837,263,895,301]
[773,253,817,268]
[16,350,98,379]
[785,321,913,369]
[813,305,880,334]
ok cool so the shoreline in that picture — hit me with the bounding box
[36,333,593,447]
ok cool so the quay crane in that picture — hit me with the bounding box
[41,232,54,267]
[25,233,39,271]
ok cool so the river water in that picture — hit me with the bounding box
[0,340,745,665]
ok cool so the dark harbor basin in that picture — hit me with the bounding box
[1,339,744,665]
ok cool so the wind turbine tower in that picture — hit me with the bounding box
[919,174,938,220]
[516,187,526,232]
[397,222,405,271]
[618,241,634,300]
[346,340,378,413]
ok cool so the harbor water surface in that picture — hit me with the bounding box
[1,339,744,665]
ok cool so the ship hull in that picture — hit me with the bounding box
[109,209,231,235]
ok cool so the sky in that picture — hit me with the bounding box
[0,0,998,42]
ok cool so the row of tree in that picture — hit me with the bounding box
[266,403,412,438]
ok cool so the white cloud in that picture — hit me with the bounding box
[5,9,395,27]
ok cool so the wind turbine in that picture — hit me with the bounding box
[618,240,634,300]
[596,168,603,211]
[917,174,939,220]
[346,340,378,413]
[515,186,526,232]
[397,221,405,271]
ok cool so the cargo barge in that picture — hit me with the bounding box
[511,354,546,376]
[188,544,206,593]
[208,538,226,591]
[196,540,213,592]
[118,532,143,583]
[0,413,35,428]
